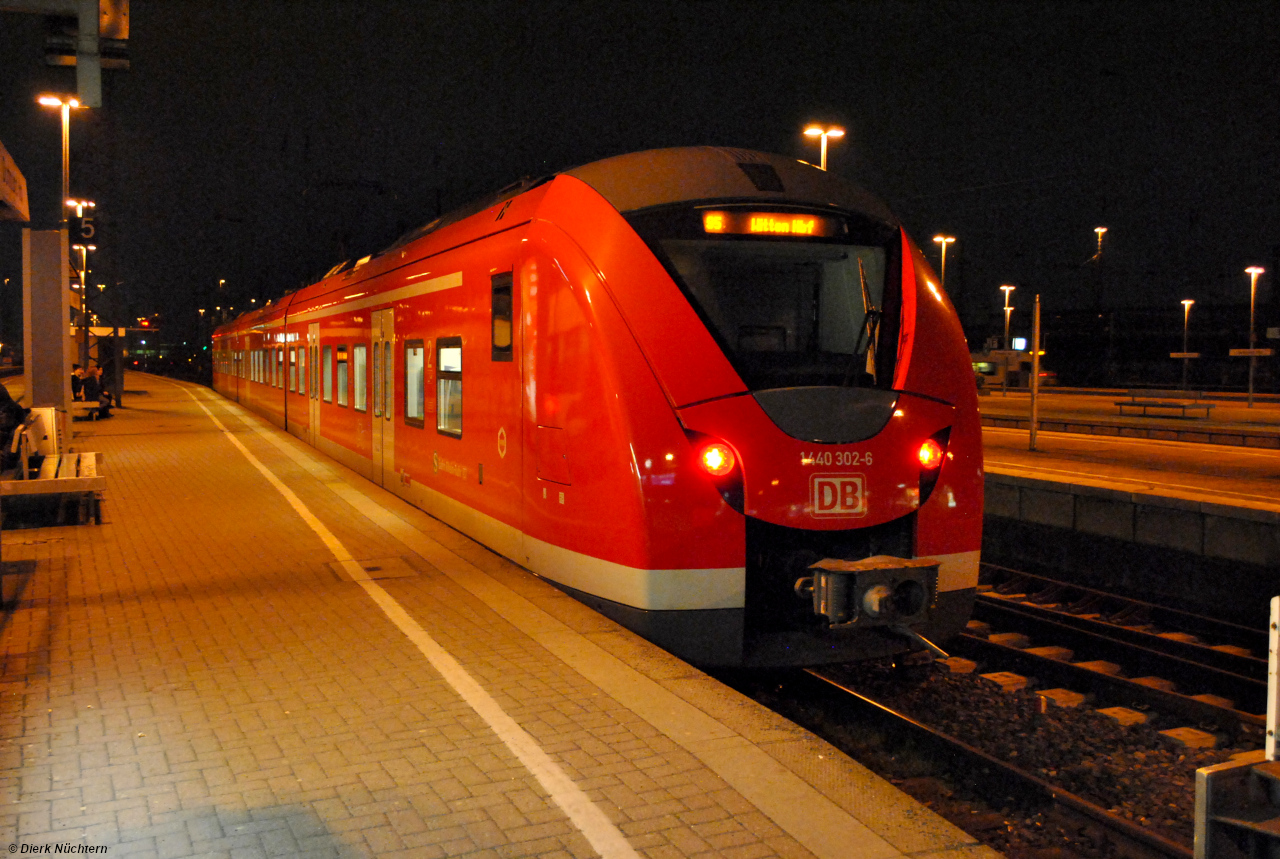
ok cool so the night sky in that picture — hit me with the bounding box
[1,1,1277,351]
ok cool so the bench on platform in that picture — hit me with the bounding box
[0,451,106,524]
[1115,389,1214,418]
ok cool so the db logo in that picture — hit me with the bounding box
[810,474,866,518]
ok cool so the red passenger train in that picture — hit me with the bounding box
[212,147,983,667]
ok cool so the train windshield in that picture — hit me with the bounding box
[629,207,896,390]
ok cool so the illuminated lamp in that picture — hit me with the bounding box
[699,443,736,477]
[917,439,944,470]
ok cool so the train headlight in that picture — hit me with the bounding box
[917,438,944,470]
[699,443,736,477]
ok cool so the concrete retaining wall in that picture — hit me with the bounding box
[984,472,1280,567]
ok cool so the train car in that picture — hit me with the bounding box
[213,146,983,667]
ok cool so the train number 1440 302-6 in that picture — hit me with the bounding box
[801,450,872,466]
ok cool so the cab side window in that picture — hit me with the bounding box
[491,273,513,361]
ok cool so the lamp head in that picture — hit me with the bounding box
[37,95,80,109]
[1246,266,1265,276]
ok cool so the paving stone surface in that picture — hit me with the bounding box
[2,375,993,859]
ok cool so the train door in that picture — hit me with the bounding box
[233,340,243,403]
[370,308,395,486]
[307,323,320,446]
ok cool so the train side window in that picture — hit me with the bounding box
[299,347,307,396]
[353,344,367,412]
[322,345,333,403]
[336,345,349,406]
[437,336,462,438]
[289,348,297,392]
[491,272,513,361]
[404,340,425,427]
[277,347,284,388]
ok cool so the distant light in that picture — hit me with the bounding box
[1012,337,1028,351]
[1246,266,1265,275]
[1095,226,1108,236]
[804,126,823,137]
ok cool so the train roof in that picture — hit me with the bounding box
[562,146,897,223]
[214,146,898,337]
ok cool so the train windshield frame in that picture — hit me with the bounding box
[626,204,902,392]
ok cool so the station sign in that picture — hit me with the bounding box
[70,211,97,243]
[1229,348,1275,357]
[1169,352,1200,359]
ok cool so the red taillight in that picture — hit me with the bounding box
[917,438,944,469]
[699,443,736,477]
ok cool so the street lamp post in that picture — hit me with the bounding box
[1001,284,1016,350]
[1246,266,1265,408]
[72,243,96,368]
[1091,226,1108,311]
[932,236,955,290]
[1000,284,1016,397]
[803,125,845,171]
[1181,299,1194,391]
[37,95,84,226]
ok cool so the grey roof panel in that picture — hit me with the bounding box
[562,146,897,224]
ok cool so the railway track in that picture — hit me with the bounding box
[980,563,1267,664]
[723,563,1270,858]
[800,667,1195,859]
[969,564,1268,738]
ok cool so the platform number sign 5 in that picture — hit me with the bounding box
[72,212,96,242]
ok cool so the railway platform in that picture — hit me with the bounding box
[0,372,995,859]
[978,388,1280,449]
[978,389,1280,626]
[978,389,1279,568]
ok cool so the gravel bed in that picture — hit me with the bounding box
[743,660,1264,857]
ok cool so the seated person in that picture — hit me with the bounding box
[84,367,114,419]
[81,365,101,402]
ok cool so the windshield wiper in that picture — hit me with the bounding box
[844,257,881,386]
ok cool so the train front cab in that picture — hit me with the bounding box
[537,150,983,667]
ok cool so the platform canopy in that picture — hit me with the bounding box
[0,138,30,222]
